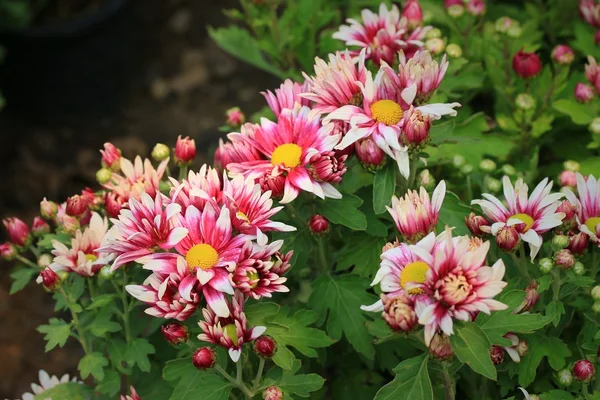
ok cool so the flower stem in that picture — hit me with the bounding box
[284,203,305,228]
[591,247,598,281]
[215,364,237,385]
[253,358,265,389]
[407,153,419,190]
[59,287,90,354]
[112,271,132,342]
[87,278,96,300]
[441,363,455,400]
[233,357,254,398]
[178,165,188,181]
[551,268,561,301]
[316,237,329,274]
[16,254,39,269]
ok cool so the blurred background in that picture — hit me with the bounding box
[0,0,278,397]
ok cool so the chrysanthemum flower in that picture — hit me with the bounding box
[102,155,168,204]
[126,256,201,321]
[169,165,222,210]
[580,0,600,28]
[387,180,446,243]
[227,107,343,203]
[49,212,112,277]
[232,240,292,299]
[215,126,262,170]
[22,370,81,400]
[564,173,600,246]
[99,193,188,270]
[410,231,508,346]
[198,291,266,362]
[262,79,311,117]
[472,176,565,260]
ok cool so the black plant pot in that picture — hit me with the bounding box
[0,0,134,121]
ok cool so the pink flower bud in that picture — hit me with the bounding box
[382,294,418,332]
[32,217,50,236]
[120,386,141,400]
[174,135,196,165]
[161,322,189,345]
[3,217,31,247]
[355,138,386,171]
[429,333,454,361]
[554,249,576,269]
[402,0,423,29]
[557,200,577,231]
[258,173,285,199]
[40,198,58,220]
[309,215,329,235]
[490,345,504,365]
[465,212,490,236]
[585,56,600,92]
[520,280,539,312]
[226,107,246,128]
[254,335,278,358]
[59,214,80,235]
[573,360,595,382]
[513,49,542,79]
[552,45,574,65]
[309,151,347,183]
[402,107,432,146]
[495,225,520,252]
[38,268,61,291]
[192,347,217,370]
[559,170,578,188]
[263,386,284,400]
[0,242,17,260]
[575,83,595,103]
[105,193,125,218]
[100,142,122,170]
[568,232,589,254]
[466,0,486,16]
[66,194,90,217]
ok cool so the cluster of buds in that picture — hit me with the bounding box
[495,16,522,38]
[444,0,485,17]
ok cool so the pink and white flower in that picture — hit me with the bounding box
[215,125,262,170]
[169,165,222,210]
[2,217,30,247]
[21,370,81,400]
[262,79,311,117]
[227,106,343,203]
[472,176,566,260]
[580,0,600,28]
[48,212,112,277]
[585,56,600,94]
[564,173,600,245]
[198,291,266,361]
[99,193,188,270]
[102,156,169,205]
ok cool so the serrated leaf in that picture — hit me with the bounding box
[88,310,121,337]
[36,233,71,250]
[264,360,326,397]
[373,163,396,214]
[374,354,433,400]
[10,267,37,294]
[436,191,470,236]
[336,234,386,277]
[450,322,496,380]
[546,300,565,328]
[127,338,156,372]
[86,294,117,310]
[531,114,554,137]
[95,369,121,396]
[37,318,71,352]
[165,360,232,400]
[318,194,367,230]
[308,274,376,359]
[78,352,108,381]
[553,99,595,125]
[429,119,456,145]
[517,334,571,387]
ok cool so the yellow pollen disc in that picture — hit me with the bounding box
[370,100,404,126]
[224,324,239,347]
[185,244,219,271]
[271,143,302,168]
[236,211,251,224]
[400,261,429,295]
[85,254,98,262]
[510,213,534,232]
[247,271,259,289]
[585,217,600,233]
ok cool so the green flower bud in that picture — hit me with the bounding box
[486,177,502,193]
[479,159,497,173]
[425,38,446,55]
[591,285,600,301]
[417,169,436,191]
[563,160,580,172]
[589,117,600,135]
[152,143,170,162]
[453,154,466,168]
[506,25,523,38]
[515,93,536,111]
[538,257,554,274]
[573,261,586,276]
[495,17,514,33]
[551,235,569,250]
[556,369,573,386]
[447,4,464,18]
[501,164,517,176]
[96,168,113,185]
[425,27,442,39]
[98,266,114,280]
[445,43,463,58]
[460,164,474,175]
[593,301,600,314]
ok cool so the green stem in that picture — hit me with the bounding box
[16,254,40,269]
[253,358,265,389]
[59,288,90,354]
[112,272,132,342]
[551,268,561,301]
[215,364,238,385]
[591,248,598,281]
[407,153,419,190]
[316,237,329,275]
[178,165,189,181]
[441,364,455,400]
[29,245,40,259]
[284,203,305,228]
[466,175,473,202]
[234,358,254,398]
[87,278,96,300]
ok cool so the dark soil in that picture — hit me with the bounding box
[0,0,278,397]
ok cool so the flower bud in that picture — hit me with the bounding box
[573,360,595,383]
[590,117,600,135]
[573,261,586,276]
[518,280,539,312]
[538,257,554,273]
[57,270,69,281]
[417,169,436,191]
[563,160,580,172]
[489,346,504,365]
[309,215,329,235]
[174,136,196,165]
[32,217,50,236]
[226,107,246,128]
[425,38,445,55]
[254,335,278,358]
[37,267,61,291]
[66,194,89,217]
[592,285,600,301]
[100,142,121,170]
[161,322,189,345]
[355,138,386,171]
[258,174,285,198]
[309,151,347,183]
[58,215,80,235]
[479,159,497,173]
[516,339,528,357]
[401,0,423,30]
[465,213,490,236]
[515,93,536,111]
[0,242,17,260]
[513,50,542,79]
[552,235,569,250]
[558,170,577,188]
[96,168,113,185]
[263,386,284,400]
[466,0,485,16]
[37,254,52,268]
[501,164,517,176]
[99,265,114,280]
[425,28,442,39]
[446,4,464,18]
[3,217,31,247]
[554,249,576,269]
[486,177,502,193]
[506,25,522,38]
[495,17,514,33]
[557,200,577,232]
[445,43,462,58]
[593,301,600,313]
[402,107,431,146]
[382,294,418,332]
[529,395,540,400]
[557,369,574,386]
[105,193,125,218]
[551,45,574,65]
[40,198,58,220]
[429,333,454,361]
[192,347,217,370]
[575,83,595,103]
[152,143,170,162]
[460,164,474,175]
[452,154,466,168]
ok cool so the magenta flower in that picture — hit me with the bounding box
[564,173,600,246]
[262,79,311,117]
[3,217,30,247]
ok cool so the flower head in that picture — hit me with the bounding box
[21,370,81,400]
[262,79,311,117]
[3,217,30,247]
[169,165,222,210]
[391,50,450,103]
[174,135,197,165]
[586,56,600,93]
[100,142,122,170]
[563,173,600,246]
[580,0,600,28]
[102,156,169,205]
[215,127,262,171]
[381,293,418,332]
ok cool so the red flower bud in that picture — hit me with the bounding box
[513,49,542,79]
[309,151,347,183]
[355,138,386,171]
[161,322,189,345]
[38,268,61,291]
[382,294,418,332]
[490,345,504,365]
[0,242,17,260]
[568,231,589,254]
[309,215,329,235]
[192,347,217,370]
[554,249,576,269]
[401,0,423,29]
[402,107,432,147]
[429,333,454,361]
[3,217,31,247]
[573,359,595,383]
[515,280,539,313]
[254,335,278,358]
[258,173,285,199]
[32,217,51,236]
[558,170,577,188]
[174,135,196,165]
[226,107,245,128]
[120,386,141,400]
[575,83,596,103]
[495,225,520,252]
[100,142,122,170]
[105,193,125,218]
[552,45,574,65]
[66,194,90,217]
[465,212,490,236]
[40,198,59,220]
[263,386,284,400]
[466,0,486,16]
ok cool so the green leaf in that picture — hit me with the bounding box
[88,310,121,337]
[32,382,93,400]
[36,233,71,250]
[517,334,571,387]
[436,191,470,236]
[429,119,456,145]
[208,26,284,78]
[163,358,193,382]
[165,359,232,400]
[580,156,600,176]
[539,390,576,400]
[308,274,376,359]
[530,114,554,138]
[336,234,386,278]
[317,194,367,230]
[264,360,326,397]
[127,338,156,372]
[449,322,496,380]
[96,369,121,397]
[373,162,396,214]
[546,300,565,328]
[86,294,117,310]
[78,352,108,381]
[10,267,37,294]
[374,354,433,400]
[553,99,595,125]
[37,318,71,352]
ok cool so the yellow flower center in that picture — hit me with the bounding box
[185,244,219,271]
[85,254,98,262]
[236,211,251,224]
[400,261,429,295]
[509,213,534,232]
[224,323,239,346]
[585,217,600,233]
[247,271,259,289]
[370,100,404,126]
[271,143,302,168]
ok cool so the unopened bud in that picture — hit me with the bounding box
[501,164,517,176]
[506,24,522,38]
[152,143,170,162]
[417,169,436,191]
[226,107,246,128]
[161,322,189,345]
[3,217,31,247]
[551,45,574,65]
[40,198,59,220]
[192,347,217,370]
[592,285,600,301]
[263,386,284,400]
[174,135,196,165]
[98,266,114,280]
[575,83,595,104]
[460,164,473,175]
[66,194,89,217]
[479,159,497,173]
[559,170,577,188]
[589,117,600,135]
[554,249,576,269]
[254,335,278,358]
[516,339,528,357]
[563,160,580,172]
[445,43,462,58]
[37,254,53,268]
[0,242,17,260]
[593,301,600,313]
[489,346,504,365]
[557,369,574,387]
[465,213,490,236]
[96,168,113,185]
[32,217,50,236]
[538,257,554,274]
[447,4,464,18]
[382,294,418,332]
[309,215,329,235]
[452,154,466,168]
[425,38,445,55]
[425,28,442,39]
[495,17,515,33]
[485,177,502,193]
[573,261,586,276]
[37,267,61,291]
[552,235,569,250]
[515,93,536,111]
[573,360,595,383]
[429,333,454,361]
